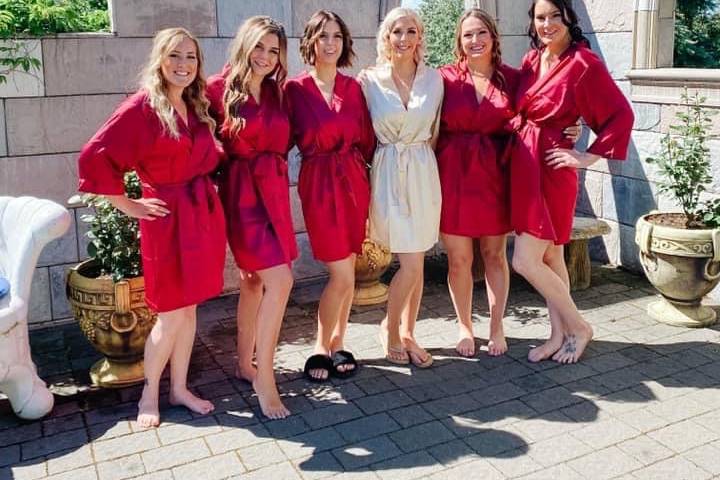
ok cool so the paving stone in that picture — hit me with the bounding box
[521,386,586,414]
[96,454,146,480]
[0,460,46,480]
[156,416,221,445]
[128,472,173,480]
[205,423,272,454]
[45,465,98,480]
[0,444,19,468]
[332,436,403,470]
[615,408,671,433]
[425,438,477,467]
[631,456,712,480]
[237,441,288,471]
[335,413,400,443]
[567,446,644,480]
[571,418,641,450]
[509,411,581,443]
[683,442,720,476]
[648,420,719,453]
[263,415,311,439]
[172,451,245,479]
[87,421,133,442]
[352,391,415,416]
[388,405,434,429]
[371,450,444,480]
[617,434,674,466]
[276,427,345,460]
[469,381,528,407]
[46,445,94,475]
[388,421,456,453]
[300,403,365,430]
[291,451,342,479]
[42,413,85,437]
[354,376,397,396]
[464,428,528,457]
[232,461,302,480]
[426,458,504,480]
[487,449,543,478]
[21,428,88,460]
[527,433,593,467]
[0,422,42,447]
[92,430,160,462]
[141,438,210,472]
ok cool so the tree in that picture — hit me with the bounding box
[674,0,720,68]
[419,0,464,67]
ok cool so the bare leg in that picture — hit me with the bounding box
[480,235,510,356]
[512,234,593,364]
[168,305,214,415]
[137,307,188,428]
[395,253,432,366]
[442,233,476,357]
[329,256,357,373]
[310,255,356,380]
[253,265,293,419]
[236,272,263,382]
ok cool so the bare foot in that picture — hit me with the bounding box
[253,375,290,420]
[168,388,214,415]
[487,320,507,357]
[330,336,354,374]
[380,320,409,364]
[136,386,160,429]
[235,363,257,383]
[553,324,593,364]
[455,323,475,357]
[402,336,433,368]
[528,334,564,363]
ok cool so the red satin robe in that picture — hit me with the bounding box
[78,91,227,313]
[437,63,519,237]
[284,71,376,262]
[509,44,634,244]
[207,73,298,271]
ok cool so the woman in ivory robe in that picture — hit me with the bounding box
[359,7,443,367]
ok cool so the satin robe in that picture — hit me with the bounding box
[359,63,443,253]
[78,91,227,313]
[437,63,519,237]
[207,73,297,271]
[509,44,634,244]
[284,71,376,262]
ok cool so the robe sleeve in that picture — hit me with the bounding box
[282,82,298,152]
[356,84,377,163]
[77,95,153,195]
[429,79,444,150]
[574,60,634,161]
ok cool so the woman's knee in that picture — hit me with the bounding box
[447,250,472,274]
[239,274,263,294]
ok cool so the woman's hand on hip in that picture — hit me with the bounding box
[545,148,601,170]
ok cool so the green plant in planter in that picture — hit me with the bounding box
[647,91,719,228]
[73,172,142,281]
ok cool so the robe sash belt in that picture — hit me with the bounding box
[378,140,428,216]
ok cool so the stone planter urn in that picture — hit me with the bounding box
[66,260,157,387]
[635,213,720,327]
[353,238,392,306]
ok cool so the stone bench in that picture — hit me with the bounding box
[471,216,611,291]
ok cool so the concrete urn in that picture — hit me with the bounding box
[66,260,157,387]
[635,213,720,327]
[353,237,392,306]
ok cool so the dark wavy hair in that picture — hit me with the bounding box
[299,10,355,68]
[527,0,590,50]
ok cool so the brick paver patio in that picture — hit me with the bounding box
[2,261,720,479]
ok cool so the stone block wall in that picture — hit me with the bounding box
[0,0,399,328]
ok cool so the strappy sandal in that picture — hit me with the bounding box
[331,350,359,379]
[303,354,332,383]
[378,332,410,365]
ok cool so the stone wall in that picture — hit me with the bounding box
[0,0,399,327]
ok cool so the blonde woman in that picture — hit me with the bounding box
[206,17,295,419]
[78,28,226,427]
[359,7,443,367]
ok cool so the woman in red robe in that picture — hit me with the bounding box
[284,10,376,382]
[78,28,226,427]
[207,16,296,420]
[509,0,634,364]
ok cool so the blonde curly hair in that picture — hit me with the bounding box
[376,7,426,65]
[138,27,215,138]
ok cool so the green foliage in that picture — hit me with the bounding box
[647,91,720,229]
[419,0,463,67]
[0,0,109,83]
[674,0,720,68]
[77,172,143,282]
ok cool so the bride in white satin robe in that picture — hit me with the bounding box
[359,61,443,253]
[358,7,443,369]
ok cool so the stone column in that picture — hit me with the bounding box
[633,0,676,69]
[464,0,497,17]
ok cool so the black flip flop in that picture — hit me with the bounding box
[303,354,332,383]
[331,350,359,379]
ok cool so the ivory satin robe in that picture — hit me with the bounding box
[359,63,444,253]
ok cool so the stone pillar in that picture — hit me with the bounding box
[464,0,497,17]
[633,0,675,69]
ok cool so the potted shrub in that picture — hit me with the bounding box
[67,172,157,387]
[636,92,720,327]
